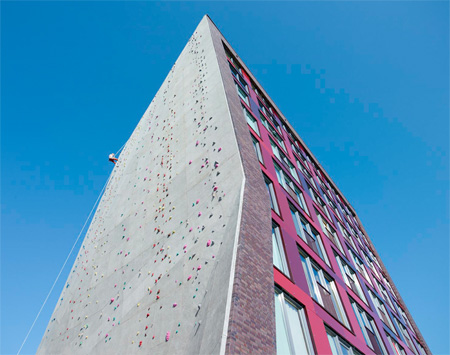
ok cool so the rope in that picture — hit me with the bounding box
[16,174,112,355]
[115,141,126,156]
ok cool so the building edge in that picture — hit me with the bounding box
[206,16,277,355]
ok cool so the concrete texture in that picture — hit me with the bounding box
[38,16,246,355]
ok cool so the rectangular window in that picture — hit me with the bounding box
[336,254,367,303]
[264,175,280,214]
[230,62,248,91]
[311,190,332,220]
[272,222,290,276]
[326,327,364,355]
[339,222,357,250]
[300,250,348,326]
[251,135,263,164]
[297,160,317,189]
[291,206,327,262]
[271,139,299,182]
[236,83,249,105]
[387,334,407,355]
[274,288,315,355]
[349,249,373,286]
[375,279,394,310]
[275,163,308,213]
[396,303,414,333]
[369,290,396,333]
[394,317,417,354]
[243,105,259,135]
[317,211,343,253]
[350,299,387,354]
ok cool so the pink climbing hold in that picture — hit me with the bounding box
[110,298,114,303]
[189,228,193,232]
[197,265,202,271]
[173,303,177,307]
[105,333,109,338]
[183,245,187,249]
[218,147,222,152]
[187,275,192,281]
[213,186,218,191]
[195,140,199,146]
[207,240,211,247]
[189,160,192,164]
[196,199,199,204]
[198,212,202,217]
[166,332,170,342]
[215,162,219,168]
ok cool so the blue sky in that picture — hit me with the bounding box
[2,2,448,354]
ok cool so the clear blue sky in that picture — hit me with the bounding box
[2,2,448,354]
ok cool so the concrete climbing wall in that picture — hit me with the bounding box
[38,16,245,355]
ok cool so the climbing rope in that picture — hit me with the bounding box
[115,142,126,157]
[16,172,114,355]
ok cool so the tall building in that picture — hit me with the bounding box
[38,15,430,355]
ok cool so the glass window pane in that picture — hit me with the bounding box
[285,301,310,355]
[274,293,291,355]
[273,228,287,274]
[327,334,339,355]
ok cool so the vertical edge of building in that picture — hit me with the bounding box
[206,16,277,355]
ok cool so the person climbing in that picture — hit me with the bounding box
[109,153,118,165]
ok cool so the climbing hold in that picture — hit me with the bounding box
[166,332,170,342]
[173,303,177,307]
[206,240,211,247]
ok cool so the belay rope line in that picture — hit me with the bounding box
[17,143,126,355]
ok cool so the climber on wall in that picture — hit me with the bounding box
[109,153,118,165]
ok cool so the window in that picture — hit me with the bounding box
[261,113,286,151]
[291,206,327,262]
[326,327,364,355]
[375,279,394,310]
[339,222,357,250]
[350,299,387,354]
[349,249,372,286]
[387,334,406,355]
[311,190,332,220]
[300,251,348,326]
[229,62,248,92]
[243,105,259,135]
[317,211,343,253]
[275,163,308,213]
[258,99,281,133]
[336,255,367,303]
[396,303,414,333]
[271,139,299,182]
[394,317,417,354]
[251,135,263,164]
[274,288,315,355]
[236,83,249,105]
[264,175,280,214]
[272,222,290,276]
[369,290,396,333]
[297,159,316,188]
[414,339,427,355]
[382,276,398,302]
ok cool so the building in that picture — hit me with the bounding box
[38,15,430,355]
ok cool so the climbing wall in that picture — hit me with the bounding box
[38,16,246,355]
